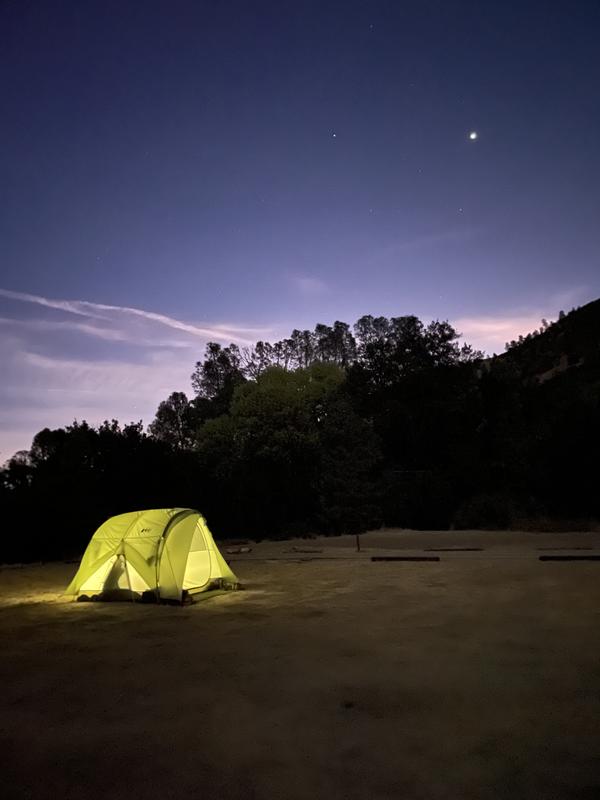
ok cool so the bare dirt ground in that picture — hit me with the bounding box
[2,529,600,800]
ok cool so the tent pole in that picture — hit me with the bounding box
[122,553,135,603]
[155,537,162,603]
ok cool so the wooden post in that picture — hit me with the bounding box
[356,534,361,552]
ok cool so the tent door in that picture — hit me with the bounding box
[182,525,212,590]
[104,555,129,591]
[103,555,149,594]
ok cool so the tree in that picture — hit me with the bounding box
[314,321,357,366]
[240,340,275,379]
[350,315,481,392]
[312,393,381,534]
[289,329,317,368]
[0,419,201,562]
[190,342,246,413]
[148,391,195,449]
[195,363,380,537]
[11,302,598,560]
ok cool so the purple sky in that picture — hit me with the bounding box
[1,0,599,461]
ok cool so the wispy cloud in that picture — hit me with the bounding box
[371,227,482,265]
[454,313,547,353]
[0,344,193,460]
[291,275,329,296]
[0,315,194,348]
[0,287,280,460]
[0,287,108,319]
[0,287,267,345]
[210,323,275,335]
[21,350,188,395]
[454,287,589,354]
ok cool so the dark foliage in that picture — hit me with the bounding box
[0,421,200,563]
[1,302,599,562]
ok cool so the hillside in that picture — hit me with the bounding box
[500,297,600,383]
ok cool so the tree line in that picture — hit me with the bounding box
[1,304,599,563]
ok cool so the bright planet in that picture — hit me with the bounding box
[469,131,478,140]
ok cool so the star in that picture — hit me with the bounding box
[469,131,478,140]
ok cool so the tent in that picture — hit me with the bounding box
[65,508,239,603]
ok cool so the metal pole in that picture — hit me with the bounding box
[122,553,136,603]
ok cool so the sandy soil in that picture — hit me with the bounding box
[2,529,600,800]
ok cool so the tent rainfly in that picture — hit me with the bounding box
[65,508,239,603]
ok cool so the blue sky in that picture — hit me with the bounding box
[1,0,599,460]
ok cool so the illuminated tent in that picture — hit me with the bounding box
[65,508,239,602]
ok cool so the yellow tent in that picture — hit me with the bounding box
[65,508,239,603]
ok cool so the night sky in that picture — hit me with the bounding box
[1,0,599,459]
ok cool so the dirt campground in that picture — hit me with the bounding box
[2,529,600,800]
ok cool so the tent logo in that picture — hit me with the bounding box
[141,528,151,533]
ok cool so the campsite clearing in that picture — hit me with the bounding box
[2,529,600,800]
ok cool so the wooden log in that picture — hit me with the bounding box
[371,556,440,562]
[424,547,483,552]
[539,555,600,561]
